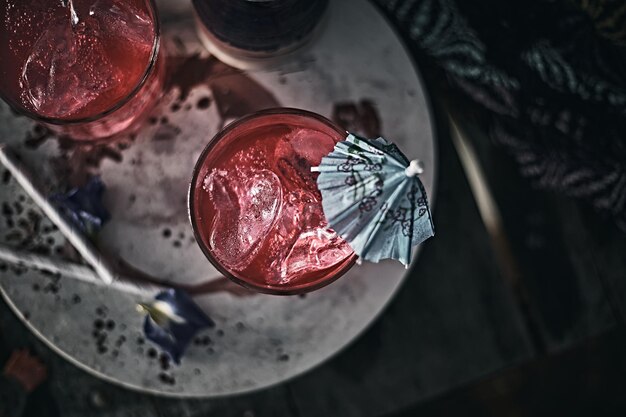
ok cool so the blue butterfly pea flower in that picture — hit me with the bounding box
[138,289,214,364]
[50,176,110,236]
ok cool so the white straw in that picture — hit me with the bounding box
[0,244,161,296]
[0,144,116,285]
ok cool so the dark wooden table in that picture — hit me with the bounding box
[2,26,626,417]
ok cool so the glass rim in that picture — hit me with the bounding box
[0,0,161,126]
[187,107,358,296]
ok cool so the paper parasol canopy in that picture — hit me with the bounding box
[312,133,434,267]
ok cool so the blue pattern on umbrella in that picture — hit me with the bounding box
[138,289,214,364]
[312,134,434,267]
[50,176,110,236]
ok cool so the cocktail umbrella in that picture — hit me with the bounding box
[312,133,434,267]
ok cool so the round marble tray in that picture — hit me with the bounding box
[0,0,436,397]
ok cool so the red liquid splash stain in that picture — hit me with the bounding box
[112,254,256,297]
[166,53,280,128]
[332,99,382,138]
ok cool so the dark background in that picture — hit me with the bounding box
[3,0,626,415]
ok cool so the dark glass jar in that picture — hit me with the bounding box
[193,0,328,68]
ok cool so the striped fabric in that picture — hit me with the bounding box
[374,0,626,228]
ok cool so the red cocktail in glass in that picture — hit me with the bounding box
[189,109,357,295]
[0,0,163,140]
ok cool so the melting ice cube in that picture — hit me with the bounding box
[90,0,153,46]
[257,189,308,283]
[273,128,337,191]
[206,169,281,271]
[281,228,353,280]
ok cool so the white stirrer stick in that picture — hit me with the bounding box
[0,244,160,296]
[0,144,117,284]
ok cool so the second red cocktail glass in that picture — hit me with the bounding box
[0,0,164,140]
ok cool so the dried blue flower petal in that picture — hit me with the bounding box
[138,289,214,364]
[50,176,110,236]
